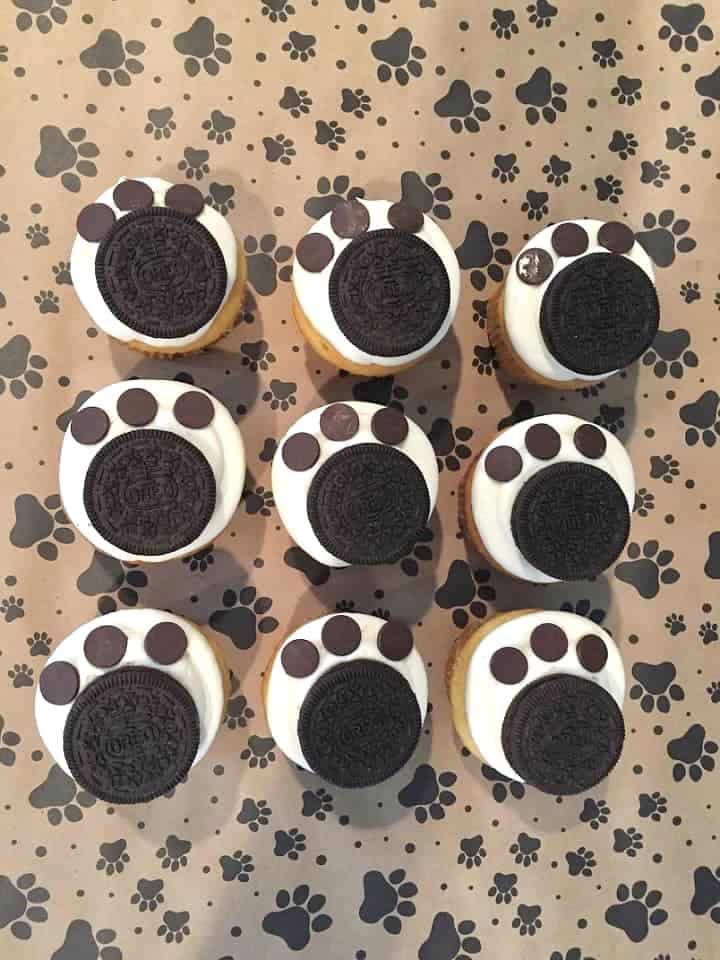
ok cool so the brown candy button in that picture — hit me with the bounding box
[320,403,360,442]
[173,391,214,429]
[484,445,522,482]
[296,234,334,272]
[76,203,116,243]
[71,406,110,445]
[321,615,362,656]
[574,423,607,459]
[164,183,205,217]
[577,634,608,673]
[39,661,80,705]
[377,621,414,661]
[330,199,370,239]
[530,622,568,662]
[525,423,561,460]
[597,221,634,254]
[281,638,319,678]
[84,625,128,669]
[145,621,188,665]
[117,388,158,427]
[371,407,409,446]
[516,247,554,285]
[551,222,589,257]
[282,433,320,471]
[113,179,154,211]
[388,201,423,233]
[490,647,528,684]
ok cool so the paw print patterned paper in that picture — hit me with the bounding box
[0,1,718,957]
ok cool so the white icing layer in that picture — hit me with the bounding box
[272,401,439,567]
[34,609,225,779]
[465,611,625,781]
[70,176,237,347]
[293,199,460,367]
[503,218,656,382]
[265,613,428,773]
[470,414,634,583]
[59,379,245,562]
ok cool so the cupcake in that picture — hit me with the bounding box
[60,379,245,563]
[71,177,245,355]
[273,401,438,567]
[489,219,659,387]
[264,613,427,788]
[292,198,460,374]
[35,609,227,804]
[460,414,634,582]
[447,610,626,795]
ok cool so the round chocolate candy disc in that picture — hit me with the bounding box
[71,406,110,445]
[117,388,158,427]
[40,661,80,706]
[84,625,128,669]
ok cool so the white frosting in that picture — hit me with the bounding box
[272,401,439,567]
[34,609,225,778]
[70,176,238,347]
[59,379,245,562]
[470,414,634,583]
[292,199,460,367]
[465,611,625,781]
[503,218,656,382]
[265,613,428,773]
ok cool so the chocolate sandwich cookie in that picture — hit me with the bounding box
[35,610,227,804]
[446,610,626,795]
[272,401,439,568]
[264,614,428,788]
[59,379,245,563]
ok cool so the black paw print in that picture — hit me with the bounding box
[359,868,417,933]
[420,913,481,959]
[279,85,312,118]
[341,87,372,118]
[488,872,518,903]
[609,129,638,159]
[131,879,164,913]
[700,621,719,645]
[455,221,511,291]
[613,827,643,857]
[680,280,701,303]
[512,903,542,936]
[636,209,696,268]
[80,30,145,86]
[27,631,52,657]
[707,681,720,704]
[26,224,49,248]
[592,37,623,67]
[205,181,235,215]
[372,28,425,85]
[0,872,49,939]
[491,8,519,38]
[638,791,667,822]
[220,849,254,882]
[182,545,214,573]
[261,0,295,23]
[244,234,293,296]
[665,612,686,635]
[75,551,147,615]
[580,797,610,830]
[96,839,130,876]
[679,390,720,447]
[650,454,680,484]
[615,540,680,600]
[435,560,496,629]
[472,299,488,328]
[457,834,486,868]
[543,154,571,186]
[210,586,278,651]
[641,159,670,187]
[630,661,685,713]
[559,597,606,625]
[473,344,497,376]
[15,0,69,33]
[156,835,191,872]
[594,403,625,434]
[174,17,232,76]
[398,525,434,578]
[51,261,72,285]
[8,663,34,688]
[315,120,345,151]
[521,189,549,221]
[145,107,175,140]
[202,109,235,145]
[10,493,74,559]
[178,146,209,181]
[346,0,390,11]
[606,881,668,943]
[566,846,596,877]
[595,174,623,203]
[371,606,390,620]
[516,66,567,124]
[262,379,297,412]
[634,488,655,517]
[481,764,526,803]
[237,797,271,832]
[668,723,718,782]
[262,885,332,951]
[697,66,720,116]
[244,485,274,517]
[1,596,25,622]
[400,171,453,219]
[158,910,190,945]
[282,30,316,62]
[34,124,100,193]
[666,125,695,152]
[241,735,276,769]
[304,175,365,219]
[263,133,296,165]
[274,827,306,859]
[527,0,557,28]
[510,832,540,867]
[241,339,276,373]
[29,763,96,824]
[493,152,519,183]
[428,419,473,472]
[302,787,334,820]
[435,80,492,133]
[398,765,457,823]
[612,75,642,105]
[0,715,21,767]
[659,4,713,52]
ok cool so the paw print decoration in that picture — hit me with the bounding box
[34,609,226,804]
[264,613,428,788]
[59,379,245,563]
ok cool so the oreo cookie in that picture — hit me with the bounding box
[63,665,200,804]
[510,461,630,580]
[328,229,450,357]
[539,252,659,375]
[307,443,430,565]
[83,429,216,556]
[501,673,625,795]
[298,659,422,788]
[95,207,227,340]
